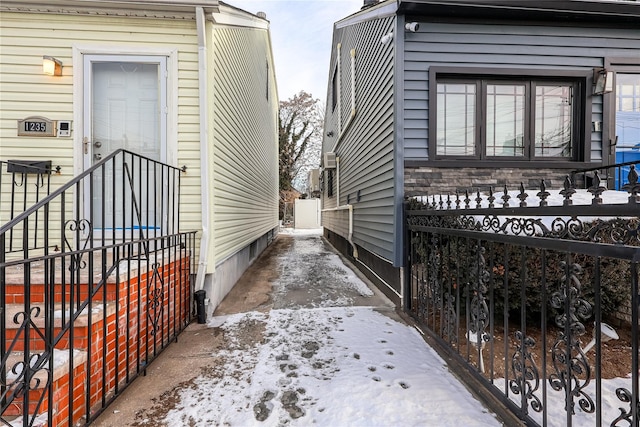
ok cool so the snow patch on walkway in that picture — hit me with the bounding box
[163,307,500,426]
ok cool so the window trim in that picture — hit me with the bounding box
[428,67,591,165]
[603,58,640,166]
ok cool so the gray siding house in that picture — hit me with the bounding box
[321,0,640,305]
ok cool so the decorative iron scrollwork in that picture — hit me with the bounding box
[408,210,639,247]
[64,218,93,272]
[510,330,542,414]
[1,308,52,424]
[610,387,640,426]
[441,293,457,345]
[411,232,458,344]
[549,260,594,415]
[468,243,490,336]
[147,263,165,336]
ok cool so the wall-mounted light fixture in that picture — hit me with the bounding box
[405,22,419,32]
[380,32,393,45]
[43,56,62,76]
[593,68,613,95]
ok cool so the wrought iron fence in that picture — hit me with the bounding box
[406,167,639,427]
[571,159,640,191]
[0,150,197,427]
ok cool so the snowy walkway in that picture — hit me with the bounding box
[95,230,502,426]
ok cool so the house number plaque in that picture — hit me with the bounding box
[17,116,56,137]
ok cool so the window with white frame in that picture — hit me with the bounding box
[435,77,580,161]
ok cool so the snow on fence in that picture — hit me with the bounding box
[405,171,639,427]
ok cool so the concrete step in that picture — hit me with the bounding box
[4,302,115,352]
[2,348,88,425]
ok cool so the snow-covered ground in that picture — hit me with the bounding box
[156,229,502,426]
[162,307,501,427]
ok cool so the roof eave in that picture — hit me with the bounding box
[397,0,640,24]
[0,0,220,18]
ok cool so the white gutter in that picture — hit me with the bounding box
[194,6,210,291]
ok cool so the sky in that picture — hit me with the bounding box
[230,0,364,104]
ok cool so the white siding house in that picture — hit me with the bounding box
[0,0,279,315]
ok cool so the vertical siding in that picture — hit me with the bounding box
[322,15,396,262]
[0,10,202,235]
[403,22,640,161]
[210,25,279,264]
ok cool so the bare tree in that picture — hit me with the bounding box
[279,91,322,192]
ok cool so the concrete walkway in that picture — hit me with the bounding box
[93,231,502,426]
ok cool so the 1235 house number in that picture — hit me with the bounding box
[25,121,47,132]
[17,117,56,137]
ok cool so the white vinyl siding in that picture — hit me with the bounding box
[0,10,202,235]
[210,25,279,264]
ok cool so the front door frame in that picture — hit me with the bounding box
[82,54,168,171]
[72,45,178,181]
[604,57,640,167]
[72,45,179,235]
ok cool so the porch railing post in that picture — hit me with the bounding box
[0,232,5,412]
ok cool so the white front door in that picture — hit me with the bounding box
[83,55,167,233]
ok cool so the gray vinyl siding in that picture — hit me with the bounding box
[322,15,396,262]
[211,25,279,264]
[402,22,640,161]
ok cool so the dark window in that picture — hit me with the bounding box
[327,169,334,197]
[436,77,580,161]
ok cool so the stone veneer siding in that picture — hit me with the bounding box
[405,166,582,196]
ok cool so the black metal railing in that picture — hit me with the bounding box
[0,150,197,427]
[406,168,639,426]
[571,159,640,191]
[0,160,59,255]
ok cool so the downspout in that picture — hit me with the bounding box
[194,6,210,291]
[348,204,358,259]
[336,156,340,207]
[333,156,355,257]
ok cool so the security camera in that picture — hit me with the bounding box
[405,22,419,32]
[380,32,393,45]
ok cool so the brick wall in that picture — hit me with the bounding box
[405,166,579,196]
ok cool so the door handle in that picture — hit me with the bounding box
[83,137,103,154]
